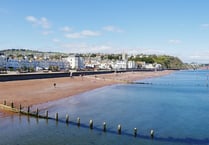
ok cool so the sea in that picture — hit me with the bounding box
[1,70,209,145]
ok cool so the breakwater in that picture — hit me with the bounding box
[0,101,155,138]
[1,100,207,145]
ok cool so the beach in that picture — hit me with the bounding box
[0,70,174,109]
[3,70,209,145]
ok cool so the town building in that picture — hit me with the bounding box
[127,61,137,69]
[65,54,84,70]
[111,60,127,70]
[6,58,20,70]
[0,54,7,70]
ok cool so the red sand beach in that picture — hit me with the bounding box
[0,70,174,110]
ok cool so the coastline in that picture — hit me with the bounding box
[0,70,174,111]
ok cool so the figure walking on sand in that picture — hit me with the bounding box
[54,83,56,88]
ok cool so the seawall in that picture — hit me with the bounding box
[0,69,162,82]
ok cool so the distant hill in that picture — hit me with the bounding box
[0,49,42,54]
[0,49,69,59]
[0,49,67,55]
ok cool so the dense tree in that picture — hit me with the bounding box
[107,54,121,60]
[153,55,184,69]
[129,56,154,63]
[49,65,59,72]
[129,55,184,69]
[90,53,97,57]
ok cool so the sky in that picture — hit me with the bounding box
[1,0,209,63]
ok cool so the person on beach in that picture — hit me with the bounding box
[70,71,73,78]
[54,83,56,88]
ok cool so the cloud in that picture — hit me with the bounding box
[61,43,113,53]
[62,43,88,49]
[40,17,50,29]
[26,16,53,36]
[60,26,73,32]
[188,51,209,63]
[64,26,122,39]
[52,38,60,43]
[61,43,165,54]
[168,39,181,44]
[65,30,101,38]
[103,25,123,33]
[25,16,51,29]
[65,33,83,38]
[201,24,209,27]
[200,23,209,29]
[42,30,53,35]
[128,48,166,55]
[26,16,37,23]
[81,30,100,36]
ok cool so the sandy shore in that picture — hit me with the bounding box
[0,70,174,109]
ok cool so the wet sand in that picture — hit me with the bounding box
[0,70,174,109]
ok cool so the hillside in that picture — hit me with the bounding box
[0,49,69,60]
[0,49,190,69]
[129,55,185,69]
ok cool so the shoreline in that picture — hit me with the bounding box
[0,70,174,112]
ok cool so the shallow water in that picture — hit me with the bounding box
[1,70,209,145]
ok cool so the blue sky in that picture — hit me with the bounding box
[1,0,209,63]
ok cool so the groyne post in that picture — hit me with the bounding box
[89,119,93,129]
[19,104,22,112]
[77,117,80,126]
[150,129,154,138]
[55,113,58,121]
[11,102,14,108]
[134,128,137,137]
[103,122,106,132]
[36,108,39,117]
[27,106,30,114]
[117,124,122,134]
[66,114,69,123]
[45,110,48,119]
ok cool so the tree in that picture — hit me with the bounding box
[49,65,59,72]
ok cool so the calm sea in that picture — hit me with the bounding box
[1,70,209,145]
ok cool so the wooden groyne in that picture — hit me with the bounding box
[0,100,54,119]
[0,101,155,138]
[0,104,19,113]
[1,101,208,144]
[128,82,153,85]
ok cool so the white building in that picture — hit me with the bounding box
[112,60,127,70]
[154,63,162,70]
[141,63,162,70]
[99,62,112,70]
[65,54,84,70]
[6,58,20,70]
[38,60,66,70]
[122,53,127,61]
[127,61,137,69]
[0,55,7,69]
[19,59,31,68]
[142,63,154,69]
[39,60,49,70]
